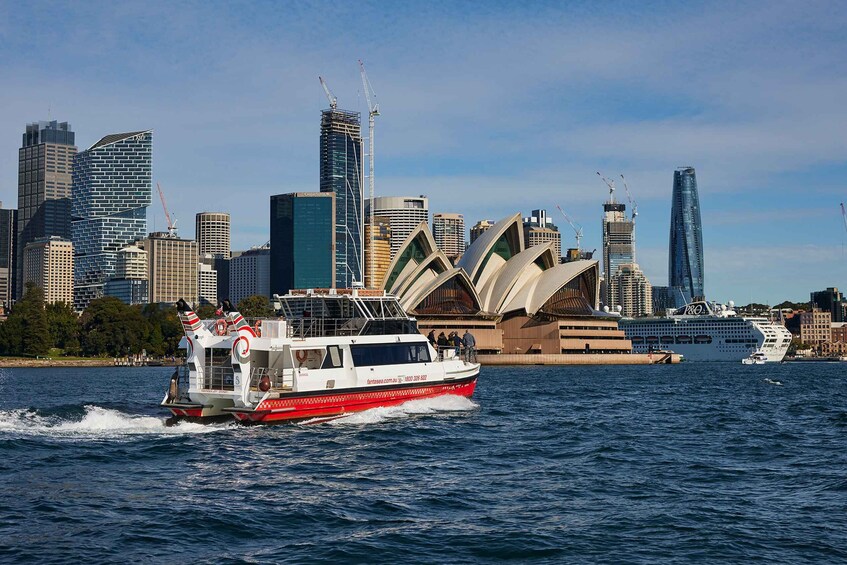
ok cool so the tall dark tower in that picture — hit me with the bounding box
[668,166,704,307]
[320,109,363,288]
[16,121,76,299]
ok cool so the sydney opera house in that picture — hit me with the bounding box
[380,214,632,355]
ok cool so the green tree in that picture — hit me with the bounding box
[141,303,184,356]
[195,304,218,319]
[237,295,273,318]
[46,301,80,354]
[1,283,51,356]
[80,297,149,356]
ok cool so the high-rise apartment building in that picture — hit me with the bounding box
[609,263,652,317]
[229,246,270,306]
[320,109,363,288]
[367,196,429,259]
[522,209,561,258]
[104,245,148,305]
[72,130,152,310]
[470,219,495,244]
[17,121,76,299]
[22,236,74,305]
[811,287,846,323]
[364,217,391,289]
[195,212,230,258]
[143,232,198,306]
[0,205,17,308]
[270,193,335,295]
[433,213,465,261]
[669,166,704,307]
[602,199,634,307]
[651,285,674,316]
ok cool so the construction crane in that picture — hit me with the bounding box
[156,182,178,237]
[318,76,337,110]
[556,205,583,250]
[841,203,847,233]
[359,59,380,288]
[620,174,638,220]
[596,171,616,202]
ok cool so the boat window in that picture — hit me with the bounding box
[350,342,432,367]
[321,345,343,369]
[293,348,325,370]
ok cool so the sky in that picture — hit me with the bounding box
[1,0,846,304]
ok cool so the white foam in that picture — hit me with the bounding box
[764,378,783,386]
[325,394,479,426]
[0,405,228,439]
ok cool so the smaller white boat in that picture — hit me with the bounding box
[742,352,767,365]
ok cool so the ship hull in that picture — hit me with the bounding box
[224,375,477,424]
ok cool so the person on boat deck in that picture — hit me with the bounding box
[451,331,462,356]
[463,329,476,362]
[436,332,449,360]
[427,330,436,346]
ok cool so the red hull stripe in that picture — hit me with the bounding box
[243,378,477,423]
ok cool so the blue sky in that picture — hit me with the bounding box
[1,0,845,304]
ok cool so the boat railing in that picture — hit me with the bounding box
[286,317,365,339]
[249,366,293,391]
[203,365,235,391]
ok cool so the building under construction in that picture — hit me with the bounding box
[319,109,363,289]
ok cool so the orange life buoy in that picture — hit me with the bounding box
[295,350,307,363]
[215,319,227,336]
[254,320,262,337]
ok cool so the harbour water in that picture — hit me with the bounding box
[1,364,846,563]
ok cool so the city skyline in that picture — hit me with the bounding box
[1,2,846,304]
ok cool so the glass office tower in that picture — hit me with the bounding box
[270,192,335,295]
[72,131,152,310]
[320,109,363,288]
[668,166,704,307]
[16,120,77,299]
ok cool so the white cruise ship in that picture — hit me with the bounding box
[619,301,792,362]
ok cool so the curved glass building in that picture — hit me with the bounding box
[668,166,704,306]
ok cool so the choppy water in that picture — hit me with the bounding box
[1,363,846,564]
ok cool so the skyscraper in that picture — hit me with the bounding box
[0,205,17,308]
[104,245,148,305]
[144,232,198,306]
[195,212,230,258]
[270,192,335,295]
[433,213,465,261]
[320,109,363,288]
[470,219,495,244]
[367,196,429,259]
[668,166,704,306]
[72,130,152,310]
[17,120,76,299]
[229,246,270,305]
[602,198,634,307]
[522,209,561,258]
[609,263,652,317]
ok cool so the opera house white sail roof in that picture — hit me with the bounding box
[381,214,600,319]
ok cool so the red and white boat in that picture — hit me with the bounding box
[162,289,480,423]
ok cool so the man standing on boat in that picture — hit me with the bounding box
[463,329,476,363]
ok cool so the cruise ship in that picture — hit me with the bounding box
[619,301,792,362]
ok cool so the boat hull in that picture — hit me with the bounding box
[224,375,478,424]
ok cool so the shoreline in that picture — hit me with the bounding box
[0,359,180,369]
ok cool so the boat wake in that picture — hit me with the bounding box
[764,378,783,386]
[0,405,227,439]
[304,394,479,426]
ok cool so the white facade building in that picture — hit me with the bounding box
[367,196,429,259]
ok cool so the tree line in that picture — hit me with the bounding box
[0,282,274,358]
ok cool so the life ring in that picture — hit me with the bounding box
[215,319,227,336]
[295,350,308,364]
[254,320,262,337]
